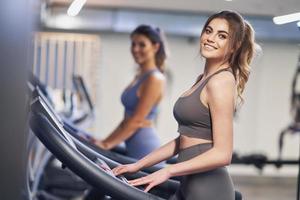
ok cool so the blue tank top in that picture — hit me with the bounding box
[121,69,159,120]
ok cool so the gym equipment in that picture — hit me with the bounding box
[30,99,171,199]
[29,92,242,199]
[277,54,300,200]
[70,75,95,127]
[32,86,176,172]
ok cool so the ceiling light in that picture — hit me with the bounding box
[67,0,86,17]
[273,12,300,25]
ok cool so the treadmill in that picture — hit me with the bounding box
[31,87,175,175]
[29,88,242,199]
[30,95,177,199]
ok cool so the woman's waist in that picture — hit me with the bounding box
[177,135,213,162]
[179,135,212,150]
[124,114,155,128]
[124,109,158,120]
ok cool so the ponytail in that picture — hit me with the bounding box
[234,21,255,104]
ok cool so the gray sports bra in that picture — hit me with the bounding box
[173,68,232,140]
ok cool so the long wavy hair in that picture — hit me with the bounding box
[201,10,257,104]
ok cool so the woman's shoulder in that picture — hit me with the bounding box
[206,71,235,92]
[140,71,165,93]
[147,70,166,83]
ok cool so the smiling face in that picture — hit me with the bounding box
[131,34,159,66]
[200,18,231,62]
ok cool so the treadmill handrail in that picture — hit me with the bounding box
[31,97,77,150]
[33,87,177,174]
[30,91,179,193]
[30,112,164,200]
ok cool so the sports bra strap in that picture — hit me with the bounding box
[136,69,159,85]
[199,67,232,89]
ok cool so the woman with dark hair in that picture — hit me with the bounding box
[95,25,167,160]
[113,10,258,200]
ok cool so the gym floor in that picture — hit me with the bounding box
[232,175,297,200]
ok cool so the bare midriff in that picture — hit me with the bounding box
[179,134,212,150]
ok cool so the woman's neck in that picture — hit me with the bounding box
[139,61,157,74]
[203,59,229,77]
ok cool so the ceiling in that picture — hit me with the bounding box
[48,0,300,17]
[42,0,300,42]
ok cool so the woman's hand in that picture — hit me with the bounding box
[112,163,141,176]
[128,167,171,192]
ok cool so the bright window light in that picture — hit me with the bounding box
[67,0,87,17]
[273,12,300,25]
[297,21,300,27]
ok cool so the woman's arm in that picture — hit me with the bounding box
[101,73,165,149]
[136,136,180,169]
[112,136,180,176]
